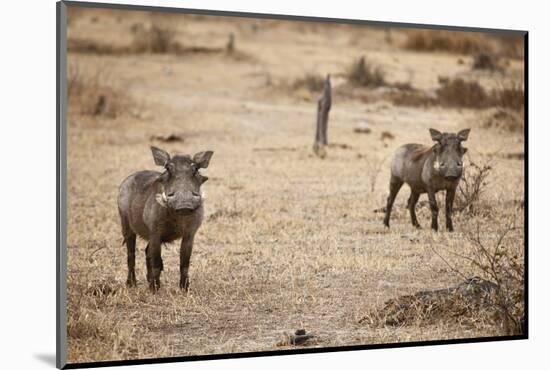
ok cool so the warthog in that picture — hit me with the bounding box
[383,128,470,231]
[117,147,213,292]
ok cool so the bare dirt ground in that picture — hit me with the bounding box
[66,8,525,363]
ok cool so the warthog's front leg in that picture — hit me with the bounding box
[407,191,421,228]
[179,233,195,292]
[445,188,456,232]
[427,188,439,231]
[146,236,163,293]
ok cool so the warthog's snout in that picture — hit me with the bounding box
[166,190,202,214]
[441,162,463,180]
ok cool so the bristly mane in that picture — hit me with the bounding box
[411,145,433,162]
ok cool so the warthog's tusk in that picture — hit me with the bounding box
[433,160,440,170]
[155,192,168,208]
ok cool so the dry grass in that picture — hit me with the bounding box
[436,78,491,109]
[392,78,524,111]
[472,52,502,71]
[362,277,499,328]
[403,30,493,55]
[130,22,181,54]
[292,73,326,93]
[346,56,387,87]
[65,7,525,364]
[67,62,131,118]
[480,108,524,133]
[492,82,525,111]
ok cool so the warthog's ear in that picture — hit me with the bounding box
[457,128,471,142]
[429,128,443,142]
[151,146,170,167]
[193,151,214,169]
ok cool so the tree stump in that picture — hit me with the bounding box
[313,74,331,158]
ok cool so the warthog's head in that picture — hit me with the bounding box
[151,146,213,214]
[429,128,470,180]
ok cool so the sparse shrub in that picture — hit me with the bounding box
[480,108,524,133]
[389,77,524,112]
[492,82,524,111]
[130,23,181,54]
[292,73,326,93]
[67,62,130,118]
[402,215,525,335]
[464,220,525,335]
[403,30,492,55]
[390,90,436,107]
[436,78,490,109]
[392,81,414,91]
[472,52,502,71]
[347,56,386,87]
[494,34,525,59]
[67,38,119,55]
[455,159,492,214]
[365,156,387,193]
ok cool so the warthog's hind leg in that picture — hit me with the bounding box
[120,214,137,287]
[125,233,137,287]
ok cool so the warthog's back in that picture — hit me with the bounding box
[118,170,160,239]
[117,170,159,213]
[391,144,431,186]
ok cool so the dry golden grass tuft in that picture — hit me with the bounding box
[67,62,132,118]
[479,108,524,133]
[391,78,524,113]
[436,78,490,109]
[292,73,326,93]
[472,52,502,71]
[346,56,387,87]
[403,30,493,55]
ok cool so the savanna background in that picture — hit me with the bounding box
[65,6,525,364]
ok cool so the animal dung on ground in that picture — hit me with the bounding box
[381,131,395,140]
[150,133,184,143]
[276,329,315,346]
[354,121,371,134]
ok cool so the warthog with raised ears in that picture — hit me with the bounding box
[117,147,213,292]
[383,128,470,231]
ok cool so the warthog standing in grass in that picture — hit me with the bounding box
[383,128,470,231]
[118,147,213,292]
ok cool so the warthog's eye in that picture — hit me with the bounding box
[191,191,200,197]
[165,162,176,174]
[167,192,175,197]
[457,161,463,167]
